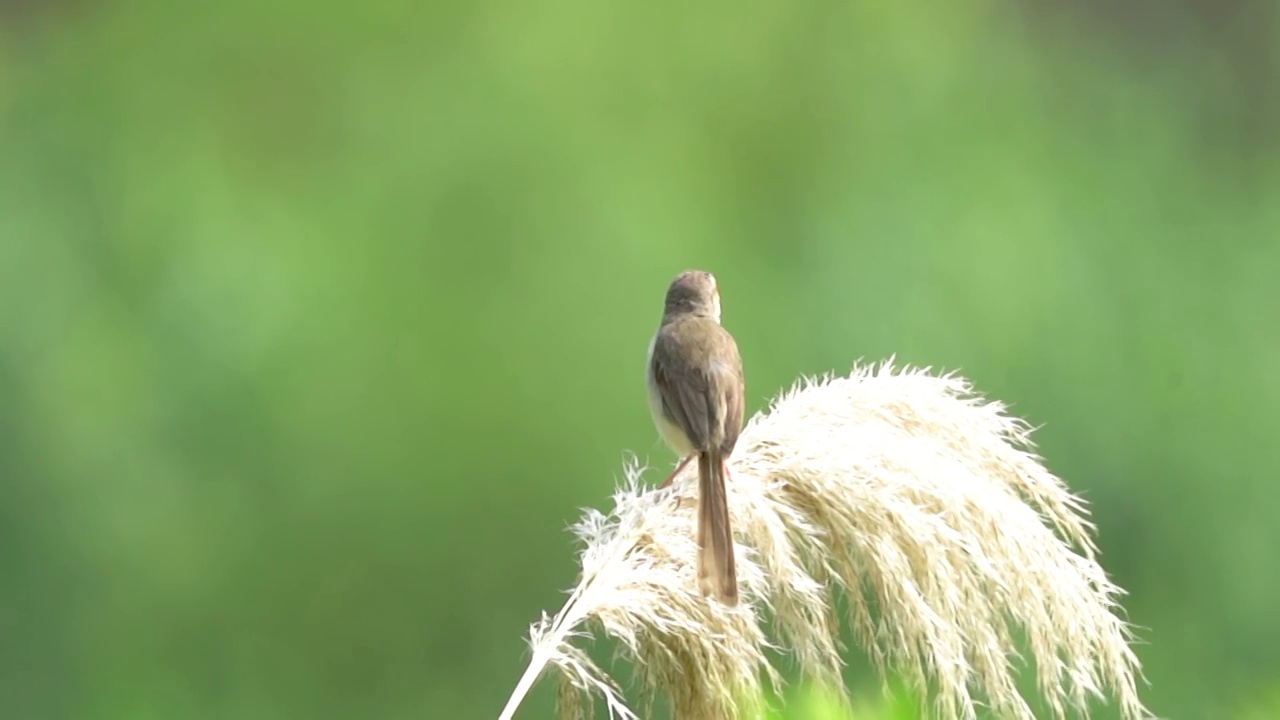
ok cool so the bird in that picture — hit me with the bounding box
[645,270,745,605]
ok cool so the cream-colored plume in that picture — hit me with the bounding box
[499,360,1150,720]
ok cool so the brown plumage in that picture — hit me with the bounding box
[645,270,745,605]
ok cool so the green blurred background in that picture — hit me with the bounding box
[1,0,1277,717]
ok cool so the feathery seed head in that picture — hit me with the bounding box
[500,361,1151,720]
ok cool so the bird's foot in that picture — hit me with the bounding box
[657,454,694,490]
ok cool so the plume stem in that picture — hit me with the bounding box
[499,523,638,720]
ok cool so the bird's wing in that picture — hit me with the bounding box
[712,329,745,456]
[650,323,713,451]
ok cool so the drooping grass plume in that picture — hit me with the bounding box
[499,360,1151,720]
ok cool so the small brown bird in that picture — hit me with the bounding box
[645,270,745,605]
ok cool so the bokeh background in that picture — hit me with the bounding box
[2,0,1278,717]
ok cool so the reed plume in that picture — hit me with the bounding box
[499,360,1151,720]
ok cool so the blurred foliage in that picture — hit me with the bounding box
[1,0,1278,718]
[772,682,917,720]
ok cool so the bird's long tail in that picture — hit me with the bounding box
[696,450,738,605]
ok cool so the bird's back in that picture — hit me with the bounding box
[649,316,744,455]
